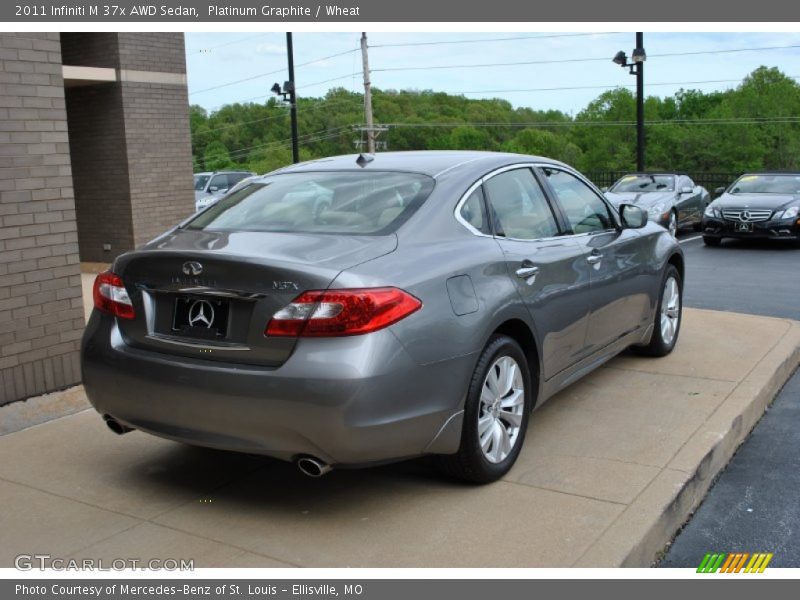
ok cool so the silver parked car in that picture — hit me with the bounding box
[194,170,255,212]
[604,173,709,237]
[83,152,684,483]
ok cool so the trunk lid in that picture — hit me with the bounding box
[112,228,397,367]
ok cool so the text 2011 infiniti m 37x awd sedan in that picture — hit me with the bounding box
[82,151,685,483]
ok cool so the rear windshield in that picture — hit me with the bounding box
[611,174,675,193]
[185,171,435,235]
[729,174,800,194]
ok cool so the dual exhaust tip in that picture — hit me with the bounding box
[103,415,332,477]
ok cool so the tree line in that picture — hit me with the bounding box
[190,66,800,175]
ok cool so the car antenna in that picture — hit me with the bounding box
[356,153,375,168]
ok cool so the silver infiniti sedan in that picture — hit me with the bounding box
[82,151,684,483]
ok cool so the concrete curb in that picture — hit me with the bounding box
[0,385,89,436]
[575,316,800,567]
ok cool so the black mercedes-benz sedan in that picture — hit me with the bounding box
[702,173,800,246]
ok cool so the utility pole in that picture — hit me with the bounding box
[635,32,645,172]
[286,32,299,163]
[360,32,375,154]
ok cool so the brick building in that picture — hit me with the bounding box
[0,32,194,406]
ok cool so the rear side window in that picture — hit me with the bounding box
[186,171,435,235]
[459,187,491,235]
[484,169,559,240]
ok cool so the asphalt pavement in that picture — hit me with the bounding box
[661,232,800,567]
[679,235,799,320]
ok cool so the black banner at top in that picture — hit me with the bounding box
[2,0,800,22]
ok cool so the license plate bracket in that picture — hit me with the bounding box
[172,295,229,339]
[735,222,753,232]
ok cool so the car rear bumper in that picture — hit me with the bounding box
[701,217,800,241]
[81,312,473,465]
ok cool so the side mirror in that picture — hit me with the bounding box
[680,186,693,194]
[601,186,609,193]
[714,186,726,196]
[620,204,647,229]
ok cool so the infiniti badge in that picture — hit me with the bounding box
[188,299,215,328]
[182,261,203,276]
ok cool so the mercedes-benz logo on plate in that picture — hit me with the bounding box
[182,261,203,276]
[188,299,215,328]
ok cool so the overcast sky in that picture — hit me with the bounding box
[185,32,800,115]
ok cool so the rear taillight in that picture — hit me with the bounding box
[265,287,421,337]
[92,271,135,320]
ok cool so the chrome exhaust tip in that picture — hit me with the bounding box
[297,456,333,478]
[103,415,134,435]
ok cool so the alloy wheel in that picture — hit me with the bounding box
[478,356,525,464]
[668,211,678,237]
[660,275,681,346]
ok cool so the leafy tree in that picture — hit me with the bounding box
[189,68,800,177]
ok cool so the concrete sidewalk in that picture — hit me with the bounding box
[1,309,798,568]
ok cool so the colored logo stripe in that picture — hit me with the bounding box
[697,552,773,573]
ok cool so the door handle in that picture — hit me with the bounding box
[516,266,540,278]
[586,253,604,265]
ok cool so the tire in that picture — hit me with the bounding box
[436,335,533,484]
[633,264,682,357]
[703,236,721,246]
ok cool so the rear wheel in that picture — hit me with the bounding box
[633,264,682,357]
[703,236,721,246]
[437,335,532,483]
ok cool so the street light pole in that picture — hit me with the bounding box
[612,33,646,171]
[286,32,299,164]
[635,32,645,172]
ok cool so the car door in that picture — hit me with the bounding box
[481,166,593,380]
[538,165,652,355]
[676,175,702,226]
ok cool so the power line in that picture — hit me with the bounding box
[195,98,363,135]
[221,125,353,159]
[189,47,360,96]
[371,44,800,75]
[452,75,800,95]
[187,33,272,56]
[369,32,624,49]
[380,117,800,128]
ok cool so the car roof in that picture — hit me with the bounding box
[619,172,680,177]
[737,171,800,176]
[267,150,565,178]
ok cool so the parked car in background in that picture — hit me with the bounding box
[702,172,800,246]
[604,173,709,237]
[194,170,255,212]
[83,151,684,483]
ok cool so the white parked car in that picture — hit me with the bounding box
[194,170,255,212]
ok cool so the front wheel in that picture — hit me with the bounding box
[436,335,532,483]
[703,236,721,246]
[667,210,678,238]
[633,264,682,357]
